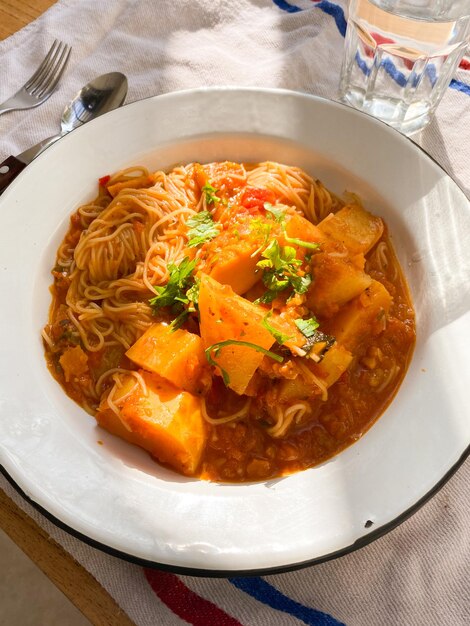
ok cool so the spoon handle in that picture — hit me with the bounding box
[0,156,27,195]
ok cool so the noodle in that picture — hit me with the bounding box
[201,397,252,425]
[57,167,199,355]
[42,160,416,482]
[296,361,329,401]
[374,364,401,393]
[51,161,342,364]
[267,402,309,438]
[366,240,398,281]
[246,161,341,224]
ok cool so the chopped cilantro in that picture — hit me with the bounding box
[205,340,283,386]
[149,257,197,310]
[149,258,200,330]
[257,240,299,273]
[185,278,200,307]
[282,229,321,251]
[295,316,320,337]
[255,240,312,303]
[262,312,293,345]
[264,203,286,223]
[290,273,312,294]
[170,310,190,330]
[295,316,335,356]
[201,182,220,205]
[256,290,279,305]
[186,211,220,247]
[250,217,272,244]
[263,203,320,250]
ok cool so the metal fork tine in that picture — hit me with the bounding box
[29,41,64,95]
[24,40,60,92]
[0,40,71,116]
[33,42,68,97]
[38,45,71,99]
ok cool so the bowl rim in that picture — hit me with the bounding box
[2,446,468,577]
[1,86,469,575]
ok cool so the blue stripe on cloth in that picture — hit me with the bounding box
[450,78,470,96]
[272,0,470,96]
[272,0,302,13]
[314,1,347,37]
[229,577,346,626]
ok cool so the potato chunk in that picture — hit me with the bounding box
[307,253,372,317]
[126,323,207,395]
[310,344,353,387]
[318,204,384,255]
[207,239,261,295]
[276,344,352,403]
[283,213,326,246]
[276,375,316,403]
[325,280,392,353]
[198,275,275,395]
[96,371,206,476]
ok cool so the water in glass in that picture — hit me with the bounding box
[339,0,470,134]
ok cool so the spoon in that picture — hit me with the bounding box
[0,72,128,194]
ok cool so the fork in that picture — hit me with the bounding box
[0,40,71,116]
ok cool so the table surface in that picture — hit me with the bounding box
[1,3,468,626]
[0,3,135,625]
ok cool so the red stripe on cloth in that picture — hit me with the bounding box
[459,58,470,71]
[144,569,244,626]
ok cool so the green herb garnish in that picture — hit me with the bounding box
[295,316,320,337]
[257,240,299,272]
[170,310,190,331]
[201,182,220,205]
[282,230,320,251]
[149,257,199,330]
[264,202,286,223]
[263,203,320,250]
[262,312,293,345]
[205,340,284,386]
[290,273,312,294]
[255,240,312,303]
[186,211,221,247]
[250,217,272,244]
[185,278,200,307]
[149,257,197,309]
[295,316,335,356]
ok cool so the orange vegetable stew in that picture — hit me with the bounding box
[43,161,415,482]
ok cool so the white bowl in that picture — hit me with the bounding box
[0,88,469,575]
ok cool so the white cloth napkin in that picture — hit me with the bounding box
[1,1,469,625]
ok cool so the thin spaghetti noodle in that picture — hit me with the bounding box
[201,397,252,425]
[43,160,415,482]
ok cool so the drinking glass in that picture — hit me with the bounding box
[339,0,470,134]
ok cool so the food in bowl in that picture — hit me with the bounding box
[42,160,415,481]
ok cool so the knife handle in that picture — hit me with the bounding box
[0,156,27,195]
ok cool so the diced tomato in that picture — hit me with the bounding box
[99,175,111,186]
[240,187,276,212]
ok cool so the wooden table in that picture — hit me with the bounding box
[0,0,57,39]
[0,3,135,625]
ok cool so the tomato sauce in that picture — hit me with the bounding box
[199,233,415,482]
[43,163,416,483]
